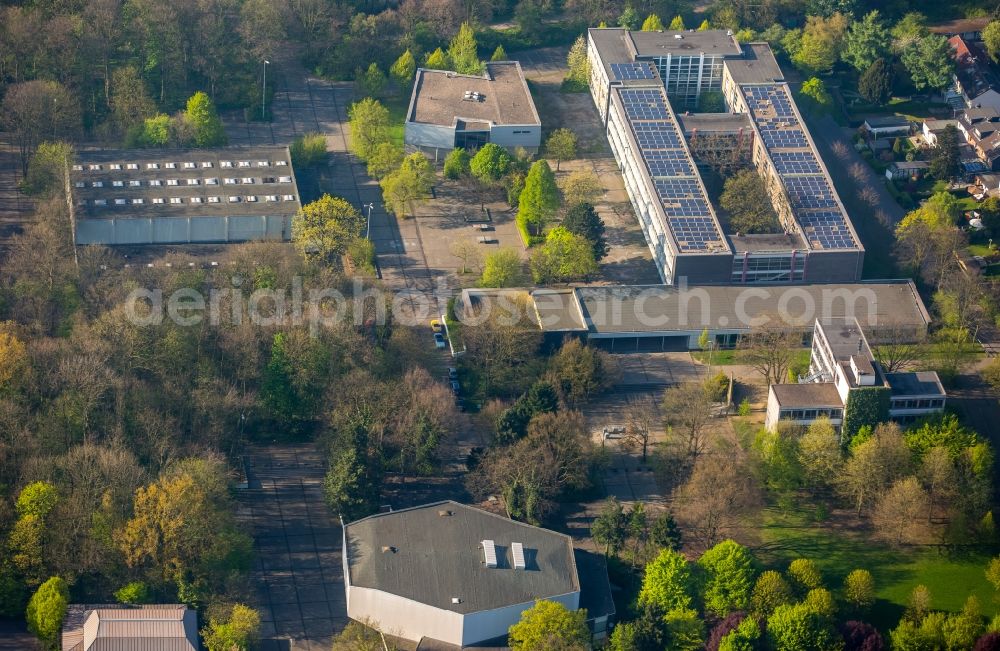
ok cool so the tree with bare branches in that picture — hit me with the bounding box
[622,396,658,461]
[674,451,762,549]
[662,382,717,460]
[738,321,804,385]
[873,327,926,372]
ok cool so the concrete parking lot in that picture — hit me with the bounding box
[237,445,347,651]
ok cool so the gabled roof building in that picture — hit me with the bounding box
[61,604,197,651]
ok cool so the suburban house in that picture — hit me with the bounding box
[342,501,615,648]
[70,146,301,246]
[947,36,1000,112]
[956,107,1000,171]
[930,16,990,40]
[862,116,911,139]
[61,604,197,651]
[404,61,541,158]
[921,118,958,146]
[976,172,1000,196]
[764,318,946,431]
[885,160,929,181]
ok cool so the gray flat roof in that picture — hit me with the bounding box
[887,371,945,397]
[771,382,843,408]
[676,112,752,135]
[407,62,540,128]
[71,147,300,220]
[627,29,742,57]
[729,231,807,253]
[817,317,874,361]
[724,43,784,84]
[344,501,578,614]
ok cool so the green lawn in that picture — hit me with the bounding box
[385,94,408,146]
[755,505,997,631]
[692,348,811,372]
[968,243,997,258]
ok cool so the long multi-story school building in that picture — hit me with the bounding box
[587,29,864,285]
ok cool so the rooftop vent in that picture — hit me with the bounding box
[438,509,453,517]
[482,539,498,568]
[382,545,397,553]
[451,597,462,604]
[511,542,526,570]
[674,34,683,40]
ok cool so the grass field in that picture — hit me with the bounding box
[691,348,812,371]
[755,505,997,631]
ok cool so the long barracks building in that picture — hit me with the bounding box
[587,29,864,285]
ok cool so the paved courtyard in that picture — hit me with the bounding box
[237,445,347,651]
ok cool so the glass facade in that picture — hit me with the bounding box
[644,54,725,108]
[780,408,843,421]
[731,253,806,283]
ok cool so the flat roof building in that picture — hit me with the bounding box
[70,146,301,246]
[587,29,864,285]
[765,318,946,431]
[343,501,614,648]
[458,280,931,353]
[405,62,541,156]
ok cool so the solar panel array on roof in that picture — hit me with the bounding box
[615,86,726,253]
[610,62,657,81]
[741,83,857,250]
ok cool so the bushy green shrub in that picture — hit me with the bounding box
[347,238,376,275]
[290,133,329,168]
[443,148,469,179]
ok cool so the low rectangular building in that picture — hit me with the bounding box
[764,318,946,431]
[70,146,300,245]
[886,161,929,180]
[404,62,541,157]
[62,604,197,651]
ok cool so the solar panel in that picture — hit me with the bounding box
[620,88,670,121]
[772,151,821,175]
[611,62,657,81]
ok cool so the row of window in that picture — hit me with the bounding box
[89,194,296,206]
[73,160,288,172]
[76,176,293,189]
[890,398,944,410]
[780,408,843,421]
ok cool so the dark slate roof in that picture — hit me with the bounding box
[574,549,616,621]
[344,501,579,614]
[770,382,843,408]
[886,371,946,397]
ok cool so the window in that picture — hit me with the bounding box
[201,161,213,168]
[241,177,254,184]
[205,178,219,185]
[147,163,160,169]
[149,179,162,187]
[262,177,276,184]
[166,179,179,186]
[221,160,233,168]
[92,181,104,188]
[238,160,250,167]
[187,178,199,185]
[207,196,220,203]
[152,197,165,204]
[93,199,107,206]
[183,162,196,169]
[278,175,292,183]
[74,182,85,188]
[224,178,238,184]
[245,195,257,202]
[190,197,203,203]
[72,164,83,171]
[265,194,278,201]
[165,162,177,169]
[257,160,269,167]
[129,180,141,187]
[112,180,124,187]
[126,163,139,170]
[282,194,295,201]
[132,198,144,204]
[169,197,182,204]
[115,198,127,205]
[275,160,288,166]
[110,163,122,170]
[228,196,241,202]
[88,164,102,171]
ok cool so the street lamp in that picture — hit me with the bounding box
[364,202,375,239]
[262,60,270,121]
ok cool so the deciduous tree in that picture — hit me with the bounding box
[184,91,226,148]
[470,142,513,185]
[901,35,955,91]
[518,160,560,236]
[390,49,417,85]
[202,604,261,651]
[2,80,81,176]
[792,13,849,74]
[698,540,756,617]
[591,497,628,557]
[642,14,664,31]
[639,548,693,611]
[545,129,577,171]
[480,248,527,288]
[448,22,482,74]
[721,169,781,233]
[751,570,793,617]
[844,569,875,613]
[872,476,932,545]
[26,576,68,649]
[508,600,589,651]
[348,98,390,161]
[562,202,609,261]
[842,11,889,71]
[560,169,602,206]
[529,227,598,283]
[662,381,716,459]
[292,194,365,262]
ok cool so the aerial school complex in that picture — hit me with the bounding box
[587,29,865,285]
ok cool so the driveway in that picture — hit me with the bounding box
[237,444,347,651]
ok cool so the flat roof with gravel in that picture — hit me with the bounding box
[407,62,540,128]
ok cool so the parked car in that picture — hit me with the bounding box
[447,367,459,381]
[430,319,443,333]
[450,379,461,395]
[433,332,446,349]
